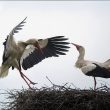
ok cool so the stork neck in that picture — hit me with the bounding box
[75,47,85,68]
[78,49,85,61]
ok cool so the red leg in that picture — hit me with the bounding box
[20,71,37,85]
[94,77,97,90]
[19,71,33,89]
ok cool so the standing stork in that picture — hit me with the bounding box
[0,17,70,89]
[71,43,110,90]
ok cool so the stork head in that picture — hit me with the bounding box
[71,43,84,53]
[26,39,43,53]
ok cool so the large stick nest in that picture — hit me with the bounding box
[1,83,110,110]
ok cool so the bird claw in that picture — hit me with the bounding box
[30,82,37,85]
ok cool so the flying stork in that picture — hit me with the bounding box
[71,43,110,90]
[0,17,70,89]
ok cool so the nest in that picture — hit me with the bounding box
[1,82,110,110]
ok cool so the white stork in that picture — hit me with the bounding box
[0,17,70,89]
[71,43,110,90]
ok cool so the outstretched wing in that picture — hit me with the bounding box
[21,36,70,70]
[2,17,27,64]
[9,17,27,36]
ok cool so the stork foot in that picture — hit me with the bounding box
[26,82,38,90]
[20,71,37,85]
[30,81,37,85]
[19,71,37,89]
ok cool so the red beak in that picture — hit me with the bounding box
[71,43,80,50]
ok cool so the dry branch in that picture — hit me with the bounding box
[1,83,110,110]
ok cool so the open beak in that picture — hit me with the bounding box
[34,42,43,54]
[71,43,80,50]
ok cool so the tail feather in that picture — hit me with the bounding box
[0,65,9,78]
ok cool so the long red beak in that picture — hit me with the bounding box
[34,42,43,54]
[71,43,80,50]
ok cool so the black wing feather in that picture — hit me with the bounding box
[9,17,27,36]
[86,63,110,78]
[22,36,70,70]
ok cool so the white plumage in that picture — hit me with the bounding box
[81,64,97,74]
[0,17,70,89]
[72,43,110,90]
[20,45,36,65]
